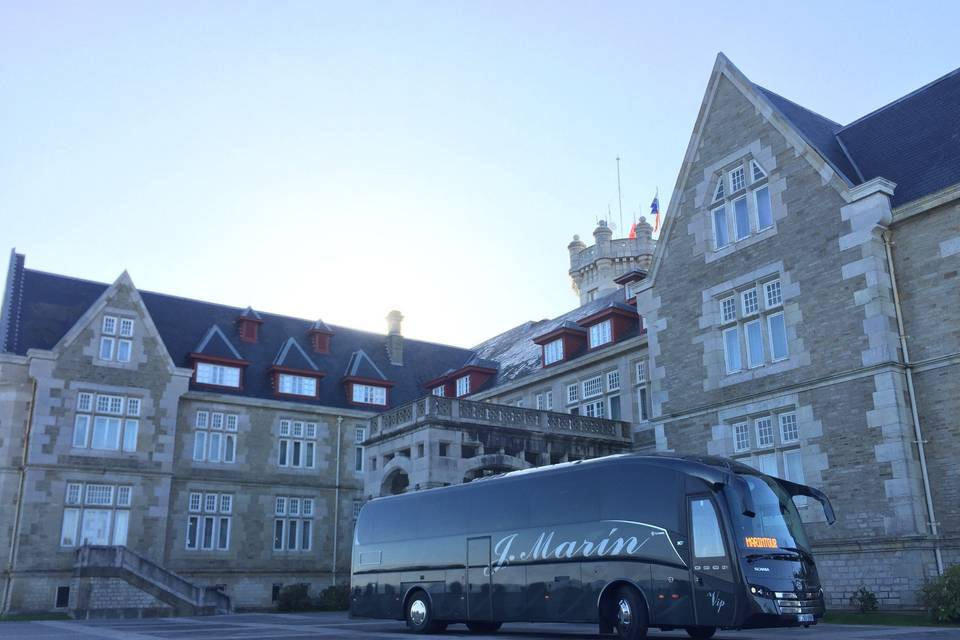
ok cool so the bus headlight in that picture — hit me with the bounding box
[749,584,774,598]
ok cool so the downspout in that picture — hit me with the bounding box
[2,377,37,615]
[332,416,343,584]
[882,230,944,575]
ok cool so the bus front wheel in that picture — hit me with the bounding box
[613,586,649,639]
[685,627,717,639]
[466,621,502,633]
[405,591,444,633]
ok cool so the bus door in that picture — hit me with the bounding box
[466,536,493,621]
[687,496,737,628]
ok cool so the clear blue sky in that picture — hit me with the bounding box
[2,2,956,347]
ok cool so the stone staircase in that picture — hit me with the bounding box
[71,545,230,619]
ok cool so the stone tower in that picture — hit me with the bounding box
[568,217,655,305]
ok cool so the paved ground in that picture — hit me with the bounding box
[1,612,959,640]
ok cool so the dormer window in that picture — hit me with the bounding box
[237,307,263,343]
[588,319,612,348]
[432,386,445,397]
[308,319,334,354]
[196,362,241,388]
[352,384,386,406]
[543,339,564,365]
[456,376,470,397]
[278,374,318,397]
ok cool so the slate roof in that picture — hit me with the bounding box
[472,288,641,386]
[1,262,476,411]
[753,64,960,206]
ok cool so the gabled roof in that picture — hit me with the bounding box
[473,288,641,385]
[193,325,244,361]
[344,350,388,382]
[309,318,333,334]
[273,337,319,372]
[2,259,475,410]
[754,86,861,185]
[835,66,960,206]
[238,306,262,321]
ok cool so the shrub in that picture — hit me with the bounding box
[849,585,879,613]
[920,564,960,623]
[276,584,313,612]
[315,584,350,611]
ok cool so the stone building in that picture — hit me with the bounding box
[1,53,958,615]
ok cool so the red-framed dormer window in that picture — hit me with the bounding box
[271,366,325,399]
[344,376,395,408]
[191,355,250,390]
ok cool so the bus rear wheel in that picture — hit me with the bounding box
[405,591,444,633]
[685,627,717,639]
[613,586,649,639]
[466,621,502,633]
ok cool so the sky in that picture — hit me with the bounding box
[1,2,957,348]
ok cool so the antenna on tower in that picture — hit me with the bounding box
[616,157,624,237]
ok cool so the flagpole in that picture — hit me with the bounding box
[616,157,624,236]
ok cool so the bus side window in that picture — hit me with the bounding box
[690,498,725,558]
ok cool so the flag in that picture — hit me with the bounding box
[628,222,637,239]
[650,195,661,233]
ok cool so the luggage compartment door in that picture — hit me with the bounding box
[466,536,493,621]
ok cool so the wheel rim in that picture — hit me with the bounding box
[617,598,632,629]
[409,599,427,626]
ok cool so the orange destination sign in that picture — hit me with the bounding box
[744,536,778,548]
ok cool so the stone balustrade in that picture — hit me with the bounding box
[368,395,630,442]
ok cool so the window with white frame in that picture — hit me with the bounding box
[273,496,314,552]
[186,492,232,551]
[566,383,579,405]
[98,316,133,363]
[607,370,620,392]
[61,482,132,547]
[718,278,788,375]
[733,422,750,452]
[278,420,317,469]
[455,376,470,397]
[73,393,140,452]
[192,411,238,463]
[581,399,605,418]
[779,412,799,443]
[195,362,241,388]
[543,338,564,365]
[355,427,365,472]
[278,373,318,397]
[352,384,387,406]
[755,417,775,448]
[588,320,612,348]
[711,160,773,250]
[582,375,603,398]
[536,392,546,410]
[635,359,648,384]
[432,385,445,397]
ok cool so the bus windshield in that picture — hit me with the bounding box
[730,474,810,554]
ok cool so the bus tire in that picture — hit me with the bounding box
[405,590,443,633]
[685,626,717,639]
[466,621,502,633]
[613,586,649,639]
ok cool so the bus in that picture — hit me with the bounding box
[350,453,835,639]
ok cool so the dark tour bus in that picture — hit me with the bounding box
[350,454,835,639]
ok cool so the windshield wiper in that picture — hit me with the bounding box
[744,552,801,563]
[778,545,814,564]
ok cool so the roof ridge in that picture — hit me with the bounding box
[838,64,960,133]
[23,267,476,352]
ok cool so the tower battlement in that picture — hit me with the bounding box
[568,218,655,305]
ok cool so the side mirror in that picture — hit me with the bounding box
[778,479,836,525]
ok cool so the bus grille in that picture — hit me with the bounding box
[774,591,821,615]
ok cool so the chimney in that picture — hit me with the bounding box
[385,310,404,366]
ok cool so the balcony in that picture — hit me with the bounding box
[367,395,631,444]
